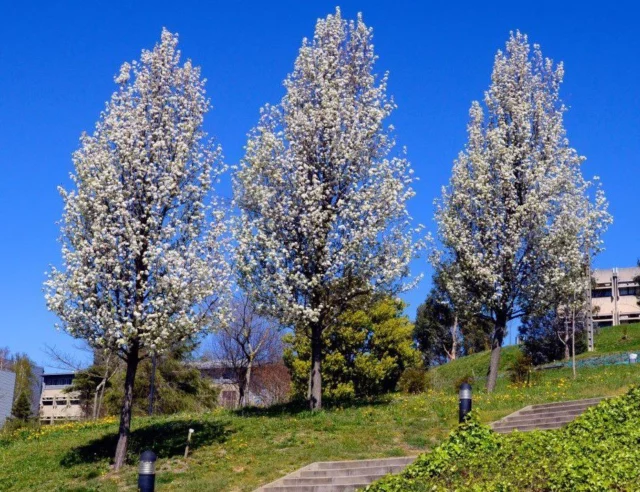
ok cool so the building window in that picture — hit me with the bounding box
[592,289,612,298]
[46,377,73,386]
[619,287,639,297]
[42,400,53,406]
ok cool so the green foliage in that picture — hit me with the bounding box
[414,271,493,366]
[104,356,219,416]
[284,297,421,399]
[507,351,533,385]
[520,310,587,365]
[11,355,34,409]
[452,374,475,392]
[397,367,430,394]
[11,391,32,421]
[367,386,640,491]
[65,367,106,417]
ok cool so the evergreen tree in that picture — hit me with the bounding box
[11,391,32,421]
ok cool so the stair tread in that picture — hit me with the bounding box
[299,465,405,478]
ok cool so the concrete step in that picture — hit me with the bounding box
[506,407,587,419]
[493,418,573,431]
[299,465,406,478]
[281,475,386,486]
[516,404,599,418]
[492,421,569,433]
[490,397,605,434]
[313,456,415,470]
[528,397,603,411]
[260,485,367,492]
[495,412,582,424]
[256,456,416,491]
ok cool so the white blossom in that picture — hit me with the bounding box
[45,29,231,359]
[234,10,424,407]
[433,32,611,391]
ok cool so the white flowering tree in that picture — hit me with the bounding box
[235,9,423,410]
[434,32,610,392]
[45,30,230,469]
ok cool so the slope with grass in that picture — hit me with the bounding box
[1,324,640,491]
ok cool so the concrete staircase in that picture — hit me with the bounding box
[490,397,604,434]
[255,397,606,490]
[254,456,416,492]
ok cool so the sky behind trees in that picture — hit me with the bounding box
[1,0,638,369]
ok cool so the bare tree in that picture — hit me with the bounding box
[209,297,282,407]
[0,347,12,371]
[44,344,120,419]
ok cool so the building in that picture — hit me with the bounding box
[39,372,83,424]
[191,360,291,409]
[592,267,640,328]
[0,370,17,428]
[0,364,44,428]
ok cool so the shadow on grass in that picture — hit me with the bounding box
[61,419,231,467]
[235,394,394,418]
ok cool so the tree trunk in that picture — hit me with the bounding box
[238,361,253,408]
[114,346,139,471]
[309,323,322,411]
[564,317,571,361]
[450,315,458,361]
[148,352,157,416]
[486,316,506,393]
[571,310,577,379]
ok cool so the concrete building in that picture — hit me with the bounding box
[0,370,16,428]
[39,372,83,424]
[0,364,44,428]
[592,267,640,328]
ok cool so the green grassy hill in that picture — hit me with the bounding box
[2,324,640,491]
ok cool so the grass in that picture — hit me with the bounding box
[582,323,640,356]
[2,324,640,491]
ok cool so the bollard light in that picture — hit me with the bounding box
[459,383,472,423]
[138,450,157,492]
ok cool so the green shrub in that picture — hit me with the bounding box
[452,374,475,392]
[366,386,640,491]
[507,351,533,385]
[284,297,421,399]
[397,368,430,394]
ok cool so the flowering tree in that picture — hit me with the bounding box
[45,29,230,469]
[434,32,610,392]
[235,9,423,410]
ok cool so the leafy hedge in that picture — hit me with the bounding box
[366,386,640,491]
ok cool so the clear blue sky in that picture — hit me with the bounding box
[1,1,638,370]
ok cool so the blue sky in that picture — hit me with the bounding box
[1,1,638,370]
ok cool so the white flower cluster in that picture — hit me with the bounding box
[235,9,424,328]
[434,32,611,327]
[45,29,231,357]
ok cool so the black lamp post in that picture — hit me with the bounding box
[138,450,157,492]
[459,383,472,423]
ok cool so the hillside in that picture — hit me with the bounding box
[2,324,640,491]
